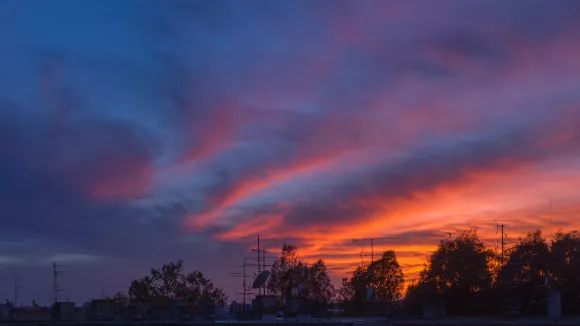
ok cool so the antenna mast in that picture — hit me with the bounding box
[52,262,65,304]
[13,276,22,307]
[494,220,517,269]
[230,255,276,309]
[500,224,505,266]
[501,224,505,266]
[251,234,268,296]
[550,196,554,244]
[243,258,247,307]
[229,257,252,308]
[494,219,506,266]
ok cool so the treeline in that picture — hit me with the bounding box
[404,228,580,316]
[264,243,405,315]
[106,228,580,317]
[104,259,227,312]
[264,228,580,317]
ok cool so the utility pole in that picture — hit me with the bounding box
[352,237,398,263]
[53,262,65,304]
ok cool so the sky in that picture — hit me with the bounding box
[1,0,580,305]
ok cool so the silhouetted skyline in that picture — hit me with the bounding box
[1,0,579,304]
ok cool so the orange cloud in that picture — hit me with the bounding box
[215,157,580,285]
[173,5,580,292]
[215,212,286,241]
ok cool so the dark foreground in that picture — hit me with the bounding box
[1,317,580,326]
[391,316,580,326]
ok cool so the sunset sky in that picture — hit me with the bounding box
[1,0,580,305]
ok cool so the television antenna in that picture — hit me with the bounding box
[250,234,278,296]
[493,219,518,266]
[229,253,277,308]
[352,237,398,263]
[229,257,252,308]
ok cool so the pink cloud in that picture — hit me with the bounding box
[177,99,246,165]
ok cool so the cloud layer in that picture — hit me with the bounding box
[1,0,580,303]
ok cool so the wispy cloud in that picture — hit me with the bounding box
[0,0,580,303]
[41,254,102,264]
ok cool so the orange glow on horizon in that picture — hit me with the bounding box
[208,158,580,286]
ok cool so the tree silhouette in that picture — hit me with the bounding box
[340,250,404,315]
[107,292,128,310]
[402,227,580,317]
[367,251,405,303]
[338,276,355,302]
[267,244,304,300]
[128,259,227,307]
[406,229,495,315]
[303,259,335,304]
[129,276,156,300]
[504,230,550,285]
[267,244,335,306]
[340,266,369,303]
[499,230,550,315]
[551,230,580,314]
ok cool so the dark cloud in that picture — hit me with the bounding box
[0,106,246,301]
[430,31,507,62]
[0,116,158,250]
